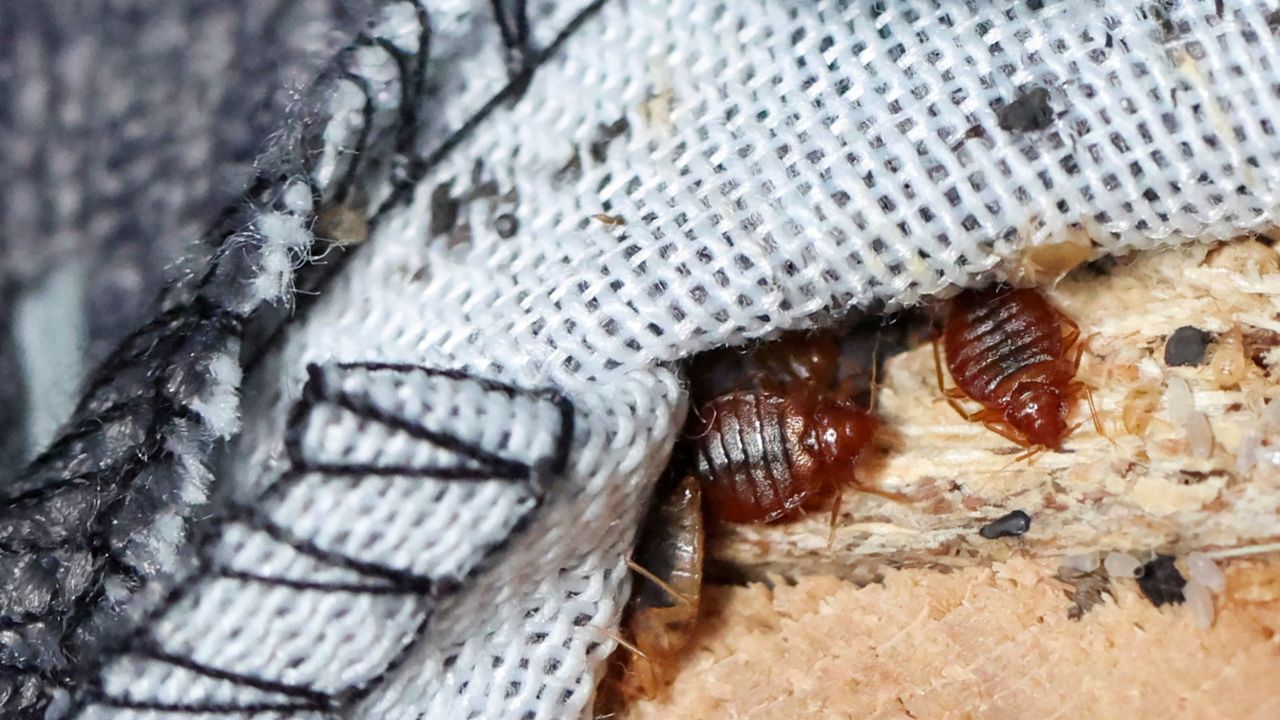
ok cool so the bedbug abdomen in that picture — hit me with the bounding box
[944,287,1063,403]
[691,392,818,523]
[943,286,1075,448]
[621,476,704,699]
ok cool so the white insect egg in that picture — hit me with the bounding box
[1165,376,1194,426]
[1237,433,1260,475]
[1104,551,1143,578]
[1185,580,1215,629]
[1061,552,1101,573]
[1186,411,1215,460]
[1264,445,1280,469]
[1187,552,1226,592]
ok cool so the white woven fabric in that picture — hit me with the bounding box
[53,0,1280,718]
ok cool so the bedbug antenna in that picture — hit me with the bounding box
[1084,385,1111,443]
[1001,444,1046,469]
[932,339,975,419]
[686,404,718,439]
[868,327,883,413]
[626,558,693,608]
[826,482,843,550]
[588,624,649,661]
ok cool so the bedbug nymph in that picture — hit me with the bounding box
[689,334,879,524]
[935,285,1099,451]
[614,475,704,701]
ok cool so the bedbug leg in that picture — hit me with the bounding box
[1068,380,1111,443]
[1085,385,1106,439]
[1061,312,1082,351]
[982,421,1031,447]
[1067,329,1089,375]
[933,340,976,419]
[826,483,843,550]
[1063,331,1112,443]
[626,558,693,609]
[868,328,883,413]
[998,444,1045,471]
[970,408,1033,448]
[589,624,648,660]
[686,403,718,439]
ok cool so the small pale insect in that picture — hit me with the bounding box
[615,476,704,700]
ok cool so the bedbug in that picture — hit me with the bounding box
[934,284,1099,451]
[687,333,879,524]
[614,475,704,700]
[599,332,883,710]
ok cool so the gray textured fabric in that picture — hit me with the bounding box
[2,1,1279,718]
[0,0,369,469]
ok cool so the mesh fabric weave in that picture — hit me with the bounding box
[3,1,1280,718]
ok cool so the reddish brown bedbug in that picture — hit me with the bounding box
[934,284,1101,451]
[599,331,887,709]
[687,333,880,524]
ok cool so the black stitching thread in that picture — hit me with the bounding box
[217,568,409,596]
[372,0,608,223]
[13,2,444,711]
[491,0,535,95]
[309,393,529,477]
[135,642,333,704]
[330,70,377,205]
[240,0,610,385]
[291,461,517,481]
[284,362,555,478]
[239,0,439,378]
[8,0,604,715]
[69,360,571,717]
[235,506,443,593]
[88,697,321,715]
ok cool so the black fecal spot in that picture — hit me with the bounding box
[589,118,631,163]
[997,86,1054,133]
[1147,2,1179,40]
[471,179,500,200]
[429,184,459,236]
[1026,0,1045,9]
[978,510,1031,539]
[1137,555,1186,606]
[495,213,519,239]
[1269,9,1280,30]
[1164,326,1213,366]
[555,153,583,185]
